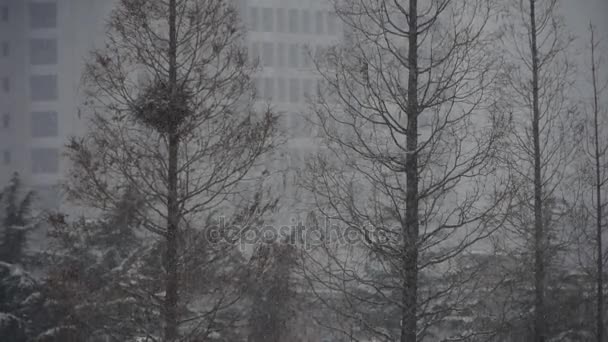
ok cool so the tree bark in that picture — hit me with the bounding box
[529,1,546,341]
[590,25,604,342]
[164,0,180,340]
[402,0,419,341]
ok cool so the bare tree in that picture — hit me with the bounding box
[579,23,608,342]
[64,0,278,340]
[297,1,511,341]
[497,0,581,340]
[588,24,607,342]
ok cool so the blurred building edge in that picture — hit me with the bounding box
[0,0,114,213]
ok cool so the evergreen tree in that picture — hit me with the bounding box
[0,173,35,264]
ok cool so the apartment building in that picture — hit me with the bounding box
[240,0,342,214]
[1,0,341,210]
[239,2,347,340]
[1,1,347,339]
[0,0,112,209]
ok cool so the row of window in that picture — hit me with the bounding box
[248,7,338,35]
[27,3,58,179]
[254,77,320,103]
[1,6,7,22]
[0,39,58,64]
[251,41,326,69]
[2,148,59,174]
[1,75,58,100]
[0,111,57,136]
[0,3,57,28]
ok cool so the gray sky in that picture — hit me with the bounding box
[562,0,608,43]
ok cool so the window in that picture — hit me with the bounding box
[30,38,57,65]
[263,78,274,100]
[2,150,10,165]
[250,42,260,65]
[276,8,286,33]
[288,44,299,68]
[301,10,311,34]
[277,78,286,102]
[327,12,337,34]
[29,2,57,29]
[262,8,273,32]
[1,41,8,57]
[277,43,286,67]
[253,77,263,97]
[30,75,58,101]
[31,148,59,173]
[249,7,259,31]
[289,78,300,103]
[315,11,324,34]
[288,9,298,33]
[288,114,298,136]
[1,6,8,22]
[2,114,9,128]
[302,46,312,68]
[303,79,313,98]
[31,111,58,137]
[262,42,273,67]
[313,78,321,97]
[1,77,8,92]
[314,45,325,63]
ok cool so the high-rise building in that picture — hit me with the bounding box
[239,0,342,214]
[0,0,113,208]
[1,0,340,211]
[1,1,345,339]
[239,3,345,340]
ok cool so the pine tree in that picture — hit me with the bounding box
[0,173,52,341]
[0,173,35,264]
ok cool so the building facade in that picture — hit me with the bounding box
[1,0,340,210]
[240,0,342,217]
[0,0,112,208]
[0,0,348,340]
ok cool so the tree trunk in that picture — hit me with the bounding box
[402,0,419,341]
[590,25,604,342]
[164,0,180,341]
[529,1,545,341]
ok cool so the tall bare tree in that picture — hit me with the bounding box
[584,23,607,342]
[498,0,580,340]
[298,1,511,341]
[65,0,278,340]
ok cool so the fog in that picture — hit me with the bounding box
[1,0,607,341]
